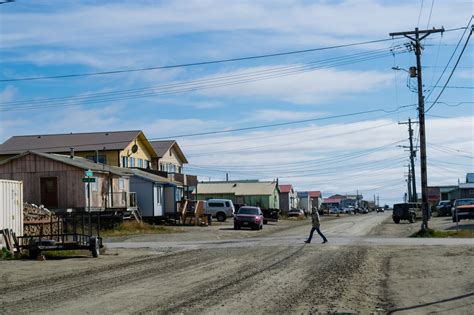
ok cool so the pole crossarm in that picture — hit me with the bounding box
[389,27,445,37]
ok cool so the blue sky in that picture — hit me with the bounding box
[0,0,473,205]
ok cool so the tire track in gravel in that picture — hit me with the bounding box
[1,246,295,314]
[136,245,306,314]
[0,249,228,313]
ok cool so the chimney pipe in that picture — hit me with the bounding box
[70,147,74,159]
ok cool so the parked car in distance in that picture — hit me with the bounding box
[392,202,421,223]
[376,207,384,213]
[329,207,341,214]
[262,208,279,224]
[204,199,235,222]
[360,207,369,214]
[436,200,453,217]
[452,198,474,222]
[234,206,264,230]
[288,208,305,218]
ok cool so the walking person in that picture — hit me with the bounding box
[304,209,328,244]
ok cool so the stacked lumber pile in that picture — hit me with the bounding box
[23,203,63,236]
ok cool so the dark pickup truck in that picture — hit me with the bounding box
[392,202,421,224]
[261,208,280,224]
[452,198,474,222]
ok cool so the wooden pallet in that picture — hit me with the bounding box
[1,229,19,255]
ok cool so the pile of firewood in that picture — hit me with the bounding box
[23,203,62,236]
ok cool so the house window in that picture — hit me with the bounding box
[138,158,143,168]
[122,156,128,167]
[177,166,182,174]
[119,178,125,190]
[160,163,164,171]
[171,164,176,173]
[130,157,135,167]
[86,155,107,164]
[144,160,150,169]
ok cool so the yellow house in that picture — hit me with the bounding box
[0,130,158,169]
[149,140,188,174]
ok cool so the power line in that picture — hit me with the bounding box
[425,16,473,102]
[0,38,403,83]
[428,86,474,89]
[1,47,409,111]
[426,25,473,112]
[0,106,413,153]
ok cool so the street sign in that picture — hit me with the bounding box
[82,177,96,183]
[85,169,93,177]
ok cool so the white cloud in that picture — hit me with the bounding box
[0,86,17,103]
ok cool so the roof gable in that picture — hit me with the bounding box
[0,130,146,155]
[278,184,293,193]
[0,151,128,176]
[149,140,188,163]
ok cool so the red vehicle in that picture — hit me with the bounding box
[234,206,264,230]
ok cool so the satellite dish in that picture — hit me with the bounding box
[131,144,138,153]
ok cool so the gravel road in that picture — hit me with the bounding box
[1,212,473,314]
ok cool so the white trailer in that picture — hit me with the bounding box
[0,180,23,246]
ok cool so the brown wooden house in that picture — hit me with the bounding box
[0,151,136,212]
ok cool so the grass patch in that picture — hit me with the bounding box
[411,228,474,238]
[101,221,183,237]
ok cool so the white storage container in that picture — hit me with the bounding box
[0,180,23,246]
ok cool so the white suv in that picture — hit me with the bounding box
[204,199,235,222]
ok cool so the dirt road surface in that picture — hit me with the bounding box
[1,212,473,314]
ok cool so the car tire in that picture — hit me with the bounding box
[90,237,100,258]
[409,214,415,223]
[28,248,39,260]
[263,219,268,225]
[393,218,400,224]
[260,223,263,230]
[234,224,238,230]
[216,212,226,222]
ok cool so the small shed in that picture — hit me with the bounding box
[0,179,23,246]
[0,151,134,212]
[128,169,179,220]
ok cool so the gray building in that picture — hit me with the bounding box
[129,169,180,220]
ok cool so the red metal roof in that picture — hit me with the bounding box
[308,191,321,198]
[278,184,293,193]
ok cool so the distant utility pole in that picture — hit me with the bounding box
[399,118,418,202]
[405,164,412,201]
[390,27,444,230]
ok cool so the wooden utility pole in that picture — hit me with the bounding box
[390,27,444,230]
[399,118,418,202]
[406,164,412,201]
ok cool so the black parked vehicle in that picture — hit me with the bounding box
[261,208,280,224]
[392,202,421,224]
[436,200,453,217]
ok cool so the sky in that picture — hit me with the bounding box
[0,0,473,206]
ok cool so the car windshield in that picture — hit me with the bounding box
[238,208,259,215]
[456,199,474,206]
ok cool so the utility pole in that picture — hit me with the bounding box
[406,164,412,201]
[390,27,444,230]
[399,118,418,202]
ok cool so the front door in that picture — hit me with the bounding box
[153,185,163,217]
[40,177,58,208]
